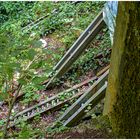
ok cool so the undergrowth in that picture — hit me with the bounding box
[0,1,111,138]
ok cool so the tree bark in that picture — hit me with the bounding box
[103,2,140,138]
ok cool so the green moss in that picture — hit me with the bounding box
[76,115,113,136]
[110,2,140,138]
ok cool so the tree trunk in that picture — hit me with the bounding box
[103,2,140,138]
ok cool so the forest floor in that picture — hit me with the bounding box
[0,34,111,138]
[0,2,114,139]
[46,116,114,139]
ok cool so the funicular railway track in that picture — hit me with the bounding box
[1,9,111,131]
[7,10,109,102]
[7,75,97,128]
[5,65,109,129]
[8,47,111,103]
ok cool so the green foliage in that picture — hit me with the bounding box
[1,1,105,40]
[0,2,106,95]
[0,131,3,138]
[57,2,105,47]
[85,103,92,113]
[0,120,5,127]
[73,29,111,71]
[0,1,111,138]
[17,123,34,138]
[14,121,45,139]
[0,28,45,101]
[63,29,111,84]
[0,1,48,28]
[22,84,41,103]
[46,121,68,135]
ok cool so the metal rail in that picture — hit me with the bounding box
[53,10,103,71]
[7,75,98,128]
[1,66,109,129]
[22,9,58,32]
[64,82,107,127]
[6,65,109,128]
[3,50,110,105]
[45,10,106,89]
[59,69,109,127]
[22,14,49,31]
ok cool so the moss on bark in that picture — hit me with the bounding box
[104,2,140,138]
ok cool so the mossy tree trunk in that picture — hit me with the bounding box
[103,2,140,138]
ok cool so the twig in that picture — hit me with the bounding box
[3,84,22,138]
[3,54,41,138]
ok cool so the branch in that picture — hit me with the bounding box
[3,54,41,138]
[3,84,22,138]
